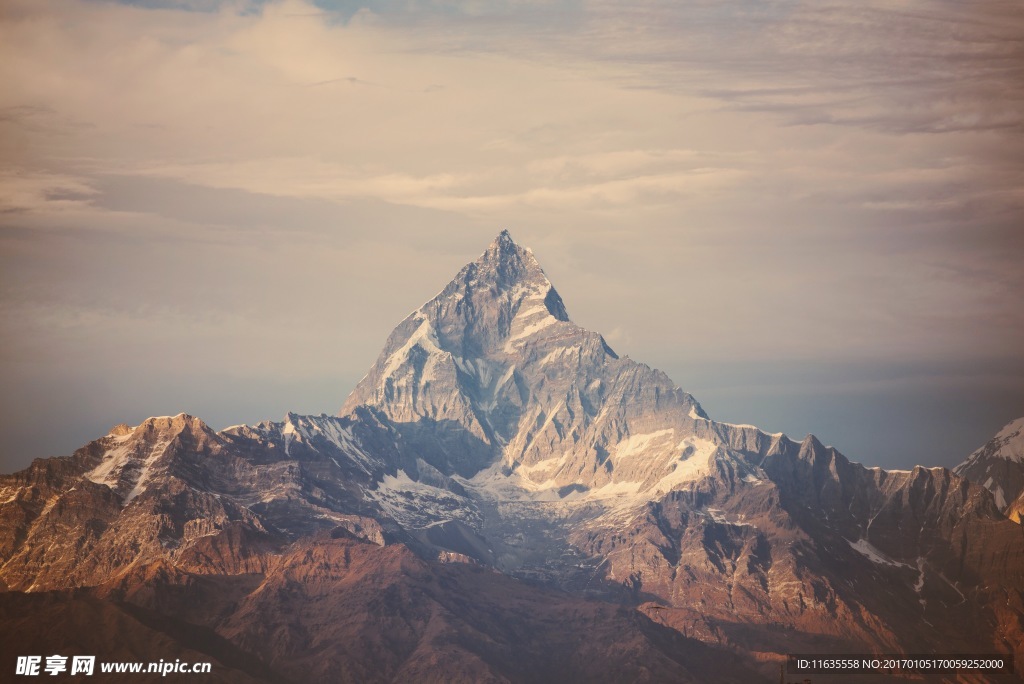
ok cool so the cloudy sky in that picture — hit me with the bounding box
[1,0,1022,471]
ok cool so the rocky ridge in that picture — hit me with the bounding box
[955,417,1024,520]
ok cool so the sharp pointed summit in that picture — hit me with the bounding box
[435,229,570,329]
[339,231,596,475]
[954,417,1024,515]
[339,231,585,430]
[341,231,704,482]
[473,230,567,318]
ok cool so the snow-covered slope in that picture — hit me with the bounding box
[339,230,740,500]
[954,417,1024,511]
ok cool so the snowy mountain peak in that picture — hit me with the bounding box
[489,228,519,259]
[108,423,133,437]
[342,232,581,418]
[85,414,213,504]
[444,230,570,323]
[958,417,1024,469]
[482,229,537,274]
[994,417,1024,450]
[953,416,1024,512]
[341,232,712,486]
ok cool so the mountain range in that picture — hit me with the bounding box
[1,231,1022,683]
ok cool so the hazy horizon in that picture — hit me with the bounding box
[2,0,1023,471]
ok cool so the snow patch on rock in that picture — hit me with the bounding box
[848,538,913,569]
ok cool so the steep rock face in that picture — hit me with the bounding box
[0,412,396,591]
[341,230,708,489]
[566,430,1024,662]
[955,417,1024,512]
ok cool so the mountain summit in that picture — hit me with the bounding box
[955,417,1024,519]
[341,231,707,486]
[343,230,573,370]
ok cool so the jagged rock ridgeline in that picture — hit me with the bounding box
[955,417,1024,520]
[342,229,714,495]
